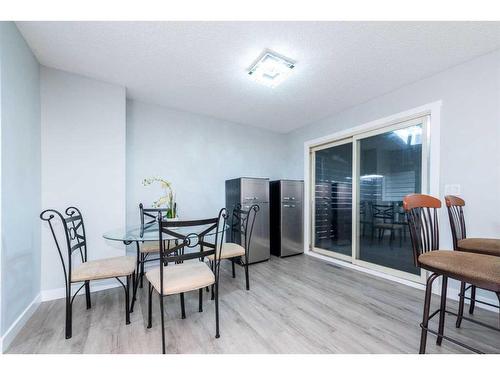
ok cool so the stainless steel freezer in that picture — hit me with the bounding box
[225,177,270,264]
[270,180,304,257]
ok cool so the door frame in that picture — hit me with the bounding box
[304,101,441,283]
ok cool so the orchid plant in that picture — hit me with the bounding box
[142,177,177,218]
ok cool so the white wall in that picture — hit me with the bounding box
[40,67,126,292]
[286,49,500,300]
[126,100,287,231]
[0,22,41,343]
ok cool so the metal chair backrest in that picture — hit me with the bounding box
[229,204,259,254]
[40,207,88,293]
[403,194,441,267]
[139,203,170,237]
[157,208,227,290]
[372,203,394,223]
[444,195,466,250]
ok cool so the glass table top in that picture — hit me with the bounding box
[103,222,227,242]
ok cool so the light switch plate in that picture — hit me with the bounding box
[444,184,461,195]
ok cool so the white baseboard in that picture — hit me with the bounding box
[305,251,498,313]
[0,293,41,353]
[40,279,121,302]
[306,250,425,290]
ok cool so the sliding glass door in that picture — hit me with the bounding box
[311,116,429,280]
[312,139,353,259]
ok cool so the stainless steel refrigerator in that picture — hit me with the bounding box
[225,177,270,264]
[270,180,304,257]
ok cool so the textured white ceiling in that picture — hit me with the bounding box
[16,21,500,133]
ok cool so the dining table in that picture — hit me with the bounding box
[102,221,227,311]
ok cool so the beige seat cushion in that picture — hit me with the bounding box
[71,256,136,282]
[140,242,160,254]
[146,261,215,295]
[418,250,500,292]
[140,240,179,254]
[207,242,245,260]
[457,238,500,257]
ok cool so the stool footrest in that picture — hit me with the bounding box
[421,307,500,354]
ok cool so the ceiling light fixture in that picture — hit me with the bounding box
[248,50,295,88]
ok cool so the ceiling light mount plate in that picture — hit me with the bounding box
[248,49,295,88]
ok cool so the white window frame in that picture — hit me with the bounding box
[304,101,441,284]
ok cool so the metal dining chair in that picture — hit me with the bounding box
[403,194,500,353]
[207,203,259,294]
[130,203,180,313]
[146,208,227,354]
[40,207,136,339]
[137,203,174,288]
[372,202,405,246]
[445,195,500,327]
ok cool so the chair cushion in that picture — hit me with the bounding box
[71,256,136,282]
[207,242,245,260]
[146,261,215,295]
[140,242,160,254]
[457,238,500,257]
[418,251,500,292]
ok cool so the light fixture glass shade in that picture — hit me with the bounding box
[248,50,295,88]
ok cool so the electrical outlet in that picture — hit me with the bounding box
[444,184,461,196]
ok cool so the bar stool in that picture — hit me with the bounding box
[445,195,500,326]
[403,194,500,353]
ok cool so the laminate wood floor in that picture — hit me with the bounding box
[6,255,500,354]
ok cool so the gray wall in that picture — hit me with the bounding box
[0,22,41,335]
[126,100,287,231]
[40,67,127,292]
[286,49,500,299]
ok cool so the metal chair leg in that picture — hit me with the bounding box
[206,260,212,294]
[140,253,145,288]
[469,285,476,314]
[125,275,131,325]
[210,260,215,300]
[199,288,203,312]
[436,276,448,345]
[65,296,72,339]
[147,282,153,329]
[131,269,140,313]
[180,293,186,319]
[456,282,466,328]
[159,295,166,354]
[245,261,250,291]
[215,282,220,339]
[420,273,438,354]
[85,281,91,309]
[232,260,236,278]
[135,244,141,286]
